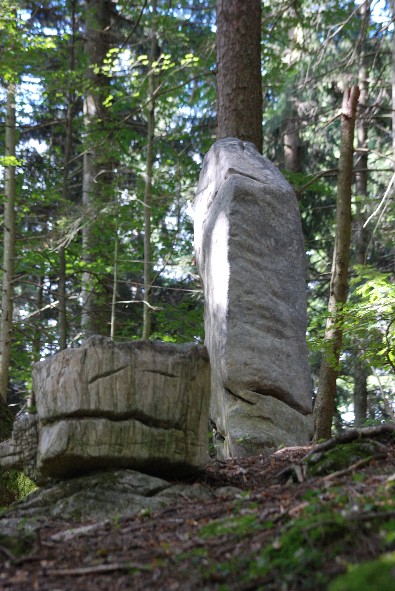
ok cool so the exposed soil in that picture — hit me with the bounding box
[1,431,395,591]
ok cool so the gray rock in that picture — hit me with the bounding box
[32,337,210,479]
[0,469,215,524]
[37,417,206,479]
[0,414,38,481]
[223,390,314,457]
[194,138,313,457]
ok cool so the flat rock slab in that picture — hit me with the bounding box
[0,469,217,526]
[194,138,313,457]
[31,337,210,479]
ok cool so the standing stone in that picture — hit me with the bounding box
[194,138,313,458]
[31,337,210,479]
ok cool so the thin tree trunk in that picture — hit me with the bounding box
[32,275,44,361]
[142,0,157,340]
[216,0,263,152]
[392,0,395,166]
[58,247,67,350]
[0,86,17,403]
[81,0,113,337]
[353,359,368,426]
[110,223,118,340]
[353,1,370,426]
[284,104,301,173]
[314,86,360,441]
[58,0,77,350]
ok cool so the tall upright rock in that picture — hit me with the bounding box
[194,138,313,458]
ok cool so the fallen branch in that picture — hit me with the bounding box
[46,561,152,577]
[349,509,395,522]
[318,453,387,483]
[304,424,395,460]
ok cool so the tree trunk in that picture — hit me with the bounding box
[58,0,77,351]
[110,226,118,340]
[81,0,113,337]
[58,247,67,350]
[392,0,395,165]
[216,0,263,152]
[0,85,17,403]
[32,275,44,361]
[314,86,360,441]
[142,0,157,340]
[284,104,301,173]
[353,1,370,426]
[353,358,368,426]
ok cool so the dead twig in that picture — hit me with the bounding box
[304,424,395,460]
[318,453,387,483]
[46,561,152,577]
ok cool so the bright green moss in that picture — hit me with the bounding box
[0,469,37,508]
[329,553,395,591]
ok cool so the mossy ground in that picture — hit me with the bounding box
[1,433,395,590]
[329,552,395,591]
[307,439,384,476]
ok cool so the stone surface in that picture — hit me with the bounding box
[0,469,216,525]
[31,337,210,479]
[194,138,313,457]
[0,414,38,481]
[224,391,314,457]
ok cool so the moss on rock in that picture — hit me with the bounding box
[307,440,383,477]
[0,469,37,508]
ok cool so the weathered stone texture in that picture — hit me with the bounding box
[32,337,210,479]
[194,138,313,456]
[0,469,240,528]
[0,414,38,481]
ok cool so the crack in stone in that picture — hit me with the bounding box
[140,369,178,378]
[40,412,183,432]
[88,365,129,385]
[226,386,311,416]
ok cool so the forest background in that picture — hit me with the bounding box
[0,0,394,436]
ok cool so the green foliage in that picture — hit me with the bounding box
[307,265,395,375]
[345,266,395,370]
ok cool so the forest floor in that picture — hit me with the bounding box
[1,427,395,590]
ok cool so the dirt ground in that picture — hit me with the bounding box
[1,432,395,591]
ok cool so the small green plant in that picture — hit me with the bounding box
[0,469,37,508]
[112,513,122,528]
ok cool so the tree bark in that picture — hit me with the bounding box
[59,0,77,351]
[0,85,17,403]
[314,86,360,441]
[353,1,370,426]
[142,0,157,340]
[81,0,113,337]
[32,275,44,361]
[110,225,118,340]
[284,103,301,173]
[216,0,263,152]
[392,0,395,166]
